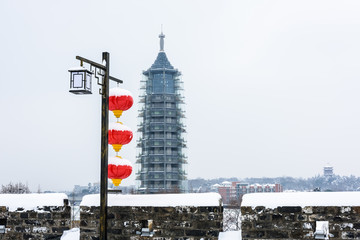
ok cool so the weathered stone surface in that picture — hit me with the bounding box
[278,206,302,213]
[80,205,223,240]
[242,205,360,239]
[266,230,289,238]
[0,204,71,240]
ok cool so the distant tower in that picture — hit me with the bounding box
[323,164,334,177]
[137,32,187,194]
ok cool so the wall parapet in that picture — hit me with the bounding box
[80,193,223,239]
[0,193,70,240]
[241,192,360,240]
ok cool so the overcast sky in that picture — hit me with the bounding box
[1,0,360,192]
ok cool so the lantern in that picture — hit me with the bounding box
[68,67,93,94]
[108,156,133,186]
[108,122,133,152]
[109,87,133,120]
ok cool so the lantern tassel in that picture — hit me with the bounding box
[112,110,123,119]
[111,179,122,186]
[112,144,123,152]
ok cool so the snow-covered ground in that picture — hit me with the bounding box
[219,231,241,240]
[0,193,68,211]
[242,191,360,208]
[81,192,222,207]
[61,228,79,240]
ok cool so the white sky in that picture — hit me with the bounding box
[1,0,360,191]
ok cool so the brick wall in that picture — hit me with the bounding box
[241,205,360,240]
[80,205,223,239]
[0,200,71,240]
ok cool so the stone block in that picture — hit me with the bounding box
[297,214,307,221]
[332,216,344,223]
[161,228,185,237]
[271,213,283,221]
[0,206,7,213]
[185,229,207,237]
[24,219,41,226]
[28,211,37,219]
[284,213,296,221]
[303,206,313,214]
[254,221,274,229]
[308,214,325,221]
[312,206,326,214]
[22,233,36,239]
[302,222,314,230]
[45,219,55,226]
[340,223,355,231]
[325,206,340,215]
[15,226,27,232]
[80,228,97,233]
[52,226,70,233]
[242,230,265,238]
[19,213,28,219]
[341,206,352,214]
[207,230,220,237]
[108,228,122,235]
[43,233,63,239]
[342,231,356,239]
[241,207,253,215]
[277,206,302,213]
[330,230,339,238]
[253,206,265,213]
[290,229,303,239]
[266,230,289,238]
[353,222,360,229]
[352,206,360,214]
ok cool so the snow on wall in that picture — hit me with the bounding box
[81,193,222,207]
[61,228,80,240]
[242,192,360,208]
[0,193,68,211]
[219,231,241,240]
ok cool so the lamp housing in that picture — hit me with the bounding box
[68,66,93,94]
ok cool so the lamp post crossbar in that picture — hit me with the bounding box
[76,55,106,70]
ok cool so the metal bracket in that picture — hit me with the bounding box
[75,55,123,97]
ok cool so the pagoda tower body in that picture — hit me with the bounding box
[137,32,187,193]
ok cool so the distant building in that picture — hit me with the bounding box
[324,165,334,177]
[215,181,283,205]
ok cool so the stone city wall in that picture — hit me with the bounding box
[80,205,223,240]
[241,205,360,240]
[0,200,71,240]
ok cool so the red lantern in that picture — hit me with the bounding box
[108,156,133,186]
[108,122,133,152]
[109,87,133,120]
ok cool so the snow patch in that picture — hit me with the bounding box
[0,193,68,211]
[61,228,80,240]
[108,157,132,166]
[109,122,132,131]
[219,231,241,240]
[242,192,360,208]
[110,87,132,97]
[81,193,222,207]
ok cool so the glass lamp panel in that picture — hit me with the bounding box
[86,73,92,90]
[72,72,84,88]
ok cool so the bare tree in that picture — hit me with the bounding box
[1,182,30,194]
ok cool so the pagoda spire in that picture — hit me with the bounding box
[159,30,165,52]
